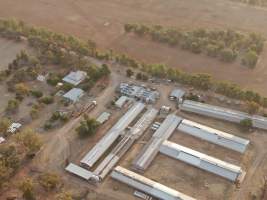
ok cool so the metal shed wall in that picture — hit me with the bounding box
[111,166,196,200]
[180,100,267,130]
[178,119,249,153]
[180,100,248,123]
[159,141,244,182]
[65,163,94,180]
[80,102,145,168]
[132,114,182,171]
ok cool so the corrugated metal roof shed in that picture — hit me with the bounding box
[62,70,87,86]
[94,108,158,180]
[160,141,245,182]
[63,88,84,103]
[132,114,182,171]
[65,163,94,180]
[170,89,185,99]
[96,112,111,124]
[115,96,130,108]
[111,166,196,200]
[178,119,250,153]
[180,100,267,130]
[80,102,145,168]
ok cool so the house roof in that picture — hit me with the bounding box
[63,88,84,102]
[62,71,87,86]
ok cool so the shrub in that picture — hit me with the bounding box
[15,128,42,156]
[39,172,60,191]
[18,178,35,200]
[242,50,258,68]
[6,99,19,113]
[240,119,253,131]
[30,90,43,98]
[76,116,99,138]
[14,83,30,96]
[40,96,54,105]
[126,69,134,77]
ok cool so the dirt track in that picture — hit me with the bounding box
[1,0,267,95]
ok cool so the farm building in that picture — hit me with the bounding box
[178,119,250,153]
[62,70,87,86]
[81,102,145,168]
[94,108,158,180]
[111,166,196,200]
[63,88,84,103]
[115,96,130,108]
[160,141,245,182]
[132,114,182,171]
[180,100,267,130]
[96,112,111,124]
[169,88,185,103]
[65,163,98,181]
[118,83,159,104]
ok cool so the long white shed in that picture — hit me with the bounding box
[180,100,267,130]
[111,166,196,200]
[80,102,145,168]
[160,141,245,182]
[132,114,182,171]
[178,119,250,153]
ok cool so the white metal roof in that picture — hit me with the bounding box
[96,112,111,124]
[160,141,244,181]
[80,102,145,168]
[133,114,182,171]
[170,89,185,99]
[63,88,84,102]
[62,70,87,86]
[112,166,196,200]
[180,100,267,130]
[178,119,250,153]
[65,163,94,180]
[115,96,129,108]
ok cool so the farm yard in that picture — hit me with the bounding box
[0,0,267,200]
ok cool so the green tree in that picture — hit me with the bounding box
[56,191,73,200]
[220,48,237,62]
[15,129,42,156]
[136,72,142,80]
[6,99,19,113]
[19,178,35,200]
[246,101,260,114]
[14,83,30,96]
[76,116,99,138]
[0,117,11,135]
[242,50,258,68]
[126,69,134,77]
[39,172,60,191]
[240,119,253,131]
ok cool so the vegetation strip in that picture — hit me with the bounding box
[0,19,267,109]
[124,23,265,68]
